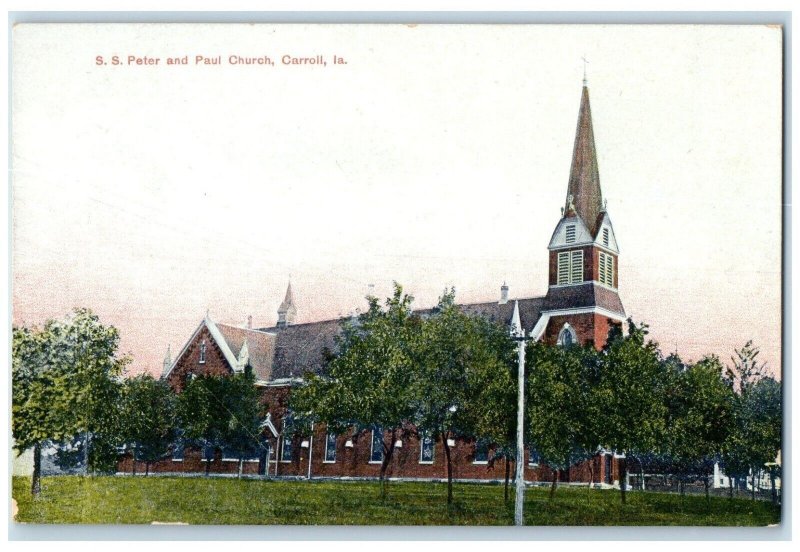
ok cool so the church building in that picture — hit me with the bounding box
[119,80,628,485]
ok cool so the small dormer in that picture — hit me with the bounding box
[548,216,593,250]
[592,212,620,254]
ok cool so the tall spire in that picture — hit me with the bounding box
[277,280,297,328]
[564,83,604,236]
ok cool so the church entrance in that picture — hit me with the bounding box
[604,454,613,484]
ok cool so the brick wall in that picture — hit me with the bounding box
[166,325,234,391]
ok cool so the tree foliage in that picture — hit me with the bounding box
[527,340,602,497]
[292,283,422,497]
[663,355,734,496]
[595,319,667,503]
[119,374,177,475]
[412,289,517,504]
[12,309,129,495]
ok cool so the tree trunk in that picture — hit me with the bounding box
[379,430,396,500]
[504,456,510,502]
[620,458,627,505]
[145,461,150,477]
[441,432,453,505]
[31,442,42,497]
[751,469,757,501]
[729,476,734,499]
[704,472,710,500]
[238,458,244,479]
[132,447,137,476]
[588,459,594,489]
[679,478,685,496]
[205,449,211,476]
[549,469,559,501]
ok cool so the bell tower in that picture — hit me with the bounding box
[539,81,625,348]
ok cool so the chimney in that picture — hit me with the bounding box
[247,315,252,329]
[499,282,509,304]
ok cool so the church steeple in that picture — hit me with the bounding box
[565,84,604,237]
[276,281,297,328]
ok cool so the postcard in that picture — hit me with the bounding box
[10,22,783,528]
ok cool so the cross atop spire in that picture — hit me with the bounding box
[564,83,604,236]
[582,55,589,86]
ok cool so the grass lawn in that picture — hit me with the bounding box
[12,476,780,526]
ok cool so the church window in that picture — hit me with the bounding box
[557,250,584,285]
[603,227,610,247]
[172,440,184,462]
[473,439,489,464]
[599,252,615,287]
[370,427,384,463]
[324,432,337,463]
[420,432,435,464]
[558,324,577,347]
[281,434,293,462]
[571,250,584,283]
[199,340,206,364]
[565,224,576,243]
[557,252,570,284]
[280,416,294,462]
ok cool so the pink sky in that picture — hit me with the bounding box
[11,24,782,378]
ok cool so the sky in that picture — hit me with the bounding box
[10,23,783,377]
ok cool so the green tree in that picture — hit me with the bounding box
[739,377,781,500]
[218,367,264,478]
[413,289,517,504]
[119,374,177,476]
[721,342,781,501]
[462,323,519,502]
[292,283,421,498]
[527,341,601,499]
[596,319,667,504]
[177,374,229,476]
[663,356,734,498]
[12,309,129,496]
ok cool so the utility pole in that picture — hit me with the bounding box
[514,333,533,526]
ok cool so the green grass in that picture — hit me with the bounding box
[12,476,780,526]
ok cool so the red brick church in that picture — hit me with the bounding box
[120,81,627,486]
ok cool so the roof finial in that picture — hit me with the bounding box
[582,55,589,87]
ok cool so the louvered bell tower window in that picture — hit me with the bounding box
[599,252,615,287]
[603,228,610,247]
[565,224,576,243]
[557,250,584,285]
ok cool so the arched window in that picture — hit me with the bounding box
[199,340,206,364]
[557,324,577,347]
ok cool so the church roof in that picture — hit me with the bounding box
[543,282,625,316]
[565,85,604,237]
[214,323,277,381]
[257,296,548,380]
[263,318,342,379]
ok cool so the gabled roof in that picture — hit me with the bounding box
[215,323,277,382]
[163,316,277,381]
[564,85,604,237]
